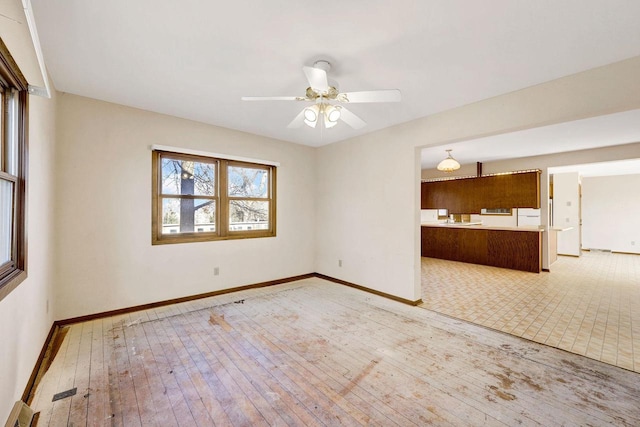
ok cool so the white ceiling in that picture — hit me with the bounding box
[421,109,640,175]
[29,1,640,148]
[550,158,640,178]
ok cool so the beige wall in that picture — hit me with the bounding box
[315,128,420,301]
[53,94,316,320]
[0,92,57,425]
[317,56,640,302]
[0,3,58,419]
[0,0,45,88]
[582,174,640,254]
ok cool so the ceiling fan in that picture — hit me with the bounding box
[241,60,401,130]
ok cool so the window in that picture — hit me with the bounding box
[0,38,28,301]
[152,150,276,244]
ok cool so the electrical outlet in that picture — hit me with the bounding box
[338,259,343,267]
[214,267,219,276]
[632,241,636,246]
[46,299,49,314]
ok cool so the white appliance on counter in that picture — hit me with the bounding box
[420,209,439,223]
[517,208,541,227]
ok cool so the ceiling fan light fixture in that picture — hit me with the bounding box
[324,118,337,128]
[437,149,461,172]
[303,105,318,122]
[323,114,338,128]
[303,105,319,127]
[325,104,341,123]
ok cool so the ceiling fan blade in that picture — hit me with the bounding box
[287,109,306,129]
[339,107,366,129]
[241,96,300,101]
[302,66,329,93]
[339,89,401,103]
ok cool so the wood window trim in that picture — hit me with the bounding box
[0,38,29,302]
[152,150,277,245]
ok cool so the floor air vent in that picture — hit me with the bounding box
[51,387,77,402]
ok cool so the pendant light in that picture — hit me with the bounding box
[437,149,461,172]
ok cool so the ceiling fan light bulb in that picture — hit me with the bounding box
[303,107,317,122]
[326,106,341,123]
[324,116,338,128]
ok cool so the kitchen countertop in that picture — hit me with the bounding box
[421,222,544,232]
[550,226,574,231]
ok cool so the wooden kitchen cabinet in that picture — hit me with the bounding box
[421,171,540,212]
[421,225,541,273]
[421,226,489,265]
[481,172,540,209]
[422,178,472,213]
[461,177,484,213]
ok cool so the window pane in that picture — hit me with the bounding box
[0,180,14,264]
[0,39,28,293]
[162,198,216,234]
[0,90,4,171]
[228,166,268,198]
[161,157,215,196]
[5,89,18,175]
[229,200,269,231]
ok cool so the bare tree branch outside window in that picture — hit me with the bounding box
[152,150,276,244]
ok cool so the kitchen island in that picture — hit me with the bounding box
[421,223,543,273]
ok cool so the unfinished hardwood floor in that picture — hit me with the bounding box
[30,278,640,426]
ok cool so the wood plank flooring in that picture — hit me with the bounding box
[30,278,640,426]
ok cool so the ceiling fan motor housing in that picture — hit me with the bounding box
[313,60,331,72]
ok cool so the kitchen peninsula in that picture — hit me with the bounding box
[421,223,543,273]
[421,170,543,273]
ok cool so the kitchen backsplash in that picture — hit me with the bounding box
[422,208,540,228]
[470,213,518,227]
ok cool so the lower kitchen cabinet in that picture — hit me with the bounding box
[421,225,542,273]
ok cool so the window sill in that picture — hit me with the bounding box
[0,269,27,303]
[152,231,276,245]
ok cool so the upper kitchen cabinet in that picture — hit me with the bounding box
[421,178,475,213]
[422,178,467,213]
[421,171,540,213]
[482,171,540,209]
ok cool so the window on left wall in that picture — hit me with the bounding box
[0,38,29,301]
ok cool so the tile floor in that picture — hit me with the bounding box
[420,250,640,372]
